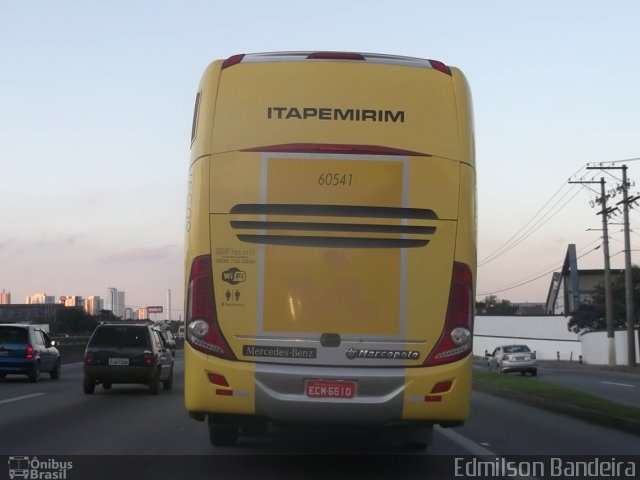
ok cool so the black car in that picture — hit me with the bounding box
[83,323,174,394]
[0,324,61,382]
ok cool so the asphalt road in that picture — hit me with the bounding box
[1,353,639,479]
[473,356,640,407]
[535,363,640,407]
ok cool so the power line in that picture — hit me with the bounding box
[479,183,585,266]
[478,182,568,266]
[599,157,640,165]
[476,243,601,298]
[478,163,595,267]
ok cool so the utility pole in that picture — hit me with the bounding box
[617,166,638,366]
[589,165,638,367]
[570,177,616,365]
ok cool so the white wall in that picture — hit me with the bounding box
[474,315,639,365]
[580,330,640,365]
[473,315,582,361]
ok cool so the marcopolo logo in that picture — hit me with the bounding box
[221,267,246,285]
[345,348,420,360]
[8,456,73,480]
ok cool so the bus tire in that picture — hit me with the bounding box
[399,425,432,450]
[402,441,428,451]
[208,421,240,447]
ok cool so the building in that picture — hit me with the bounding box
[62,296,84,308]
[106,287,126,319]
[0,289,10,305]
[545,244,624,315]
[85,296,104,316]
[25,293,56,304]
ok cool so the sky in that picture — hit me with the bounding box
[1,0,639,319]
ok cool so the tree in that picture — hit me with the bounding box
[54,307,97,335]
[476,295,518,315]
[568,265,640,332]
[567,302,605,332]
[95,309,120,323]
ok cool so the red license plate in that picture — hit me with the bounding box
[305,380,356,399]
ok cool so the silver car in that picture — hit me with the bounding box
[487,345,537,376]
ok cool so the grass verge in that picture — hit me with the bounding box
[473,369,640,435]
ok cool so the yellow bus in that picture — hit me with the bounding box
[184,51,476,448]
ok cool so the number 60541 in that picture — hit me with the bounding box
[317,173,353,186]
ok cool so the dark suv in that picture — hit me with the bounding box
[83,323,174,394]
[0,324,61,382]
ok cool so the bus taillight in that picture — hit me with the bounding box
[242,143,429,157]
[221,54,245,69]
[424,262,473,366]
[428,60,452,76]
[186,255,236,360]
[307,52,365,61]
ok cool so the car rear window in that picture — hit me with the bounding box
[90,326,150,349]
[504,345,531,353]
[0,326,29,344]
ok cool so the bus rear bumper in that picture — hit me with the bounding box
[185,346,471,426]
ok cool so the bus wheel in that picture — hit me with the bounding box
[208,419,240,447]
[399,425,432,451]
[402,441,428,451]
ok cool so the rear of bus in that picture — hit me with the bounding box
[184,52,476,447]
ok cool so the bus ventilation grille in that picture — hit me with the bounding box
[228,204,438,248]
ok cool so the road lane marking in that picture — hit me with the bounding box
[0,393,46,405]
[600,381,634,387]
[437,426,496,457]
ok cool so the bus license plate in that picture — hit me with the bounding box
[305,380,355,399]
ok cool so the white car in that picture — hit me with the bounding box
[487,345,537,376]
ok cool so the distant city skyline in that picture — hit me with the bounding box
[0,286,178,319]
[1,2,638,306]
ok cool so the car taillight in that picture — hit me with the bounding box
[425,262,473,366]
[25,345,34,360]
[143,356,154,366]
[83,354,93,365]
[186,255,236,360]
